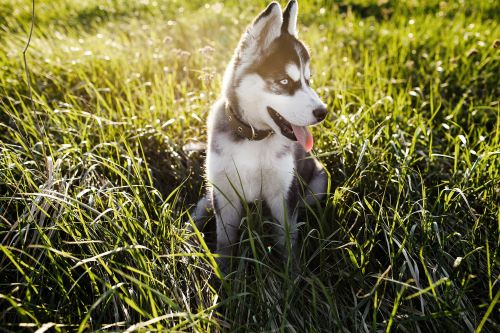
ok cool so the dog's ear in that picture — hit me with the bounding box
[282,0,298,36]
[240,2,282,55]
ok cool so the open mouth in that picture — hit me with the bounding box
[267,107,314,152]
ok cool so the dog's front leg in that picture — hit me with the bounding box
[267,193,299,263]
[213,189,242,270]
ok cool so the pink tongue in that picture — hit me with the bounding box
[292,125,314,152]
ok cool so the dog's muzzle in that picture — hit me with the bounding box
[267,107,297,141]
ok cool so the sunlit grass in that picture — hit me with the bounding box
[1,0,499,332]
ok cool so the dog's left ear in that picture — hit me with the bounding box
[249,2,283,51]
[282,0,298,36]
[236,2,283,60]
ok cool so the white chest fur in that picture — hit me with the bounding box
[207,133,295,203]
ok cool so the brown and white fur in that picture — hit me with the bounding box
[194,1,328,269]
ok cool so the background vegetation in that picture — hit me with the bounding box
[0,0,498,331]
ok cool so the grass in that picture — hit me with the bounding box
[0,0,499,331]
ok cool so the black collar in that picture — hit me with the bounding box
[225,103,274,141]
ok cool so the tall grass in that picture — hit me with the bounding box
[1,0,499,331]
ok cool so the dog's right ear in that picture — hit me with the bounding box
[282,0,298,36]
[238,2,283,58]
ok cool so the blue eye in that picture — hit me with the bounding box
[279,79,289,85]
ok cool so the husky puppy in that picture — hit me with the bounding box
[195,1,328,267]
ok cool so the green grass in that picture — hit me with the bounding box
[1,0,499,331]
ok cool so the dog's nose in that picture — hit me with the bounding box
[313,106,328,121]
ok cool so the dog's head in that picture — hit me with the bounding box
[224,1,327,152]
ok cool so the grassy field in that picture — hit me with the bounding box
[0,0,499,331]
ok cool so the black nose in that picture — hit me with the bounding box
[313,106,328,121]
